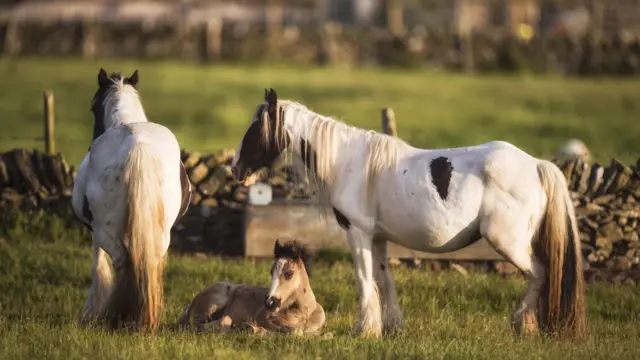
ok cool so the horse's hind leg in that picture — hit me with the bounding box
[480,205,545,335]
[372,237,403,333]
[81,245,114,325]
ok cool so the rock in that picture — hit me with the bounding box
[624,231,639,242]
[189,163,210,184]
[595,162,618,196]
[198,167,228,196]
[182,151,201,169]
[610,159,634,193]
[593,194,616,205]
[586,163,604,196]
[200,198,218,207]
[555,139,591,165]
[597,222,624,242]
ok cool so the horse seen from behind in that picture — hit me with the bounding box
[72,68,192,333]
[177,239,326,335]
[230,88,586,341]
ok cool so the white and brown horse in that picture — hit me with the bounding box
[177,240,326,335]
[72,69,191,333]
[230,89,586,340]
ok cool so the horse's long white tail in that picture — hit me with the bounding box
[535,160,586,339]
[105,142,166,332]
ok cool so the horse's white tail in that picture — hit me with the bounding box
[535,160,586,339]
[103,142,166,333]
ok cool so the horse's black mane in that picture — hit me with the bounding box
[90,72,123,111]
[274,239,312,278]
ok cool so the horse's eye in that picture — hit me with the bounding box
[283,270,293,280]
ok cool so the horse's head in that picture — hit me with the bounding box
[231,88,289,184]
[265,239,312,312]
[90,68,139,141]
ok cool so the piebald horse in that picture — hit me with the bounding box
[72,69,191,333]
[230,89,587,340]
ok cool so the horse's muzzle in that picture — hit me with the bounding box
[231,165,246,182]
[265,296,280,311]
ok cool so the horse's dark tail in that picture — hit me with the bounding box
[535,160,587,340]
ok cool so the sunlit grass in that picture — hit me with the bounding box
[1,57,638,167]
[0,211,638,359]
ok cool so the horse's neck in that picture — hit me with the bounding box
[291,276,317,313]
[106,93,148,128]
[283,105,357,185]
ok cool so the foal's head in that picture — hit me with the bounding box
[231,88,289,184]
[265,239,312,312]
[90,68,139,141]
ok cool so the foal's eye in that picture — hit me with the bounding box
[283,270,293,280]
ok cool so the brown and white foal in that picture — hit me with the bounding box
[177,240,326,335]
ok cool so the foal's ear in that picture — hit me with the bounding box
[127,70,139,88]
[264,88,269,102]
[273,239,282,255]
[98,68,109,87]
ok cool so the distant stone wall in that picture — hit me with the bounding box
[1,148,639,284]
[2,16,640,75]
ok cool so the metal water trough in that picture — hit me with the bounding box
[242,197,505,261]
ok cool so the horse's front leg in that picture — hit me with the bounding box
[347,226,383,338]
[81,244,113,325]
[372,237,403,334]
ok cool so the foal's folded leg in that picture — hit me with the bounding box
[302,303,326,335]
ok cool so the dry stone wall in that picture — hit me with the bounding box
[1,147,638,284]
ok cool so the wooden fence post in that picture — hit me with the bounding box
[43,91,55,154]
[204,17,223,62]
[386,0,405,37]
[381,107,397,137]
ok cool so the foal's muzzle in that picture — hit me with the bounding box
[265,296,281,311]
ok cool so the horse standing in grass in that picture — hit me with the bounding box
[177,240,326,335]
[230,88,587,340]
[72,69,191,333]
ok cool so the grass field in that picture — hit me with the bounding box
[1,58,639,359]
[0,212,639,359]
[1,58,639,166]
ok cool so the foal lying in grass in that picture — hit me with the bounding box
[177,240,326,335]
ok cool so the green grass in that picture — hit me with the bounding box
[1,57,639,167]
[1,211,639,359]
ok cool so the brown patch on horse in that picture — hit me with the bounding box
[176,160,192,223]
[430,156,453,200]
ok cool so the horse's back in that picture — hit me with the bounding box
[224,285,269,324]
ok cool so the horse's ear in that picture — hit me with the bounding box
[98,68,109,87]
[128,70,139,88]
[264,88,269,102]
[267,88,278,115]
